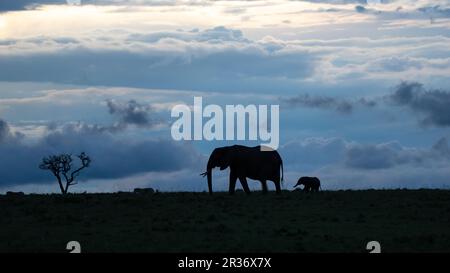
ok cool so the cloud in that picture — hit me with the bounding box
[280,81,450,125]
[281,136,450,171]
[432,136,450,156]
[0,118,202,186]
[279,136,450,189]
[106,99,163,128]
[0,119,24,141]
[280,137,348,170]
[418,5,450,18]
[3,119,450,191]
[40,97,167,133]
[281,94,353,114]
[387,81,450,127]
[355,5,367,13]
[344,141,437,169]
[369,57,424,72]
[126,26,248,43]
[0,97,194,187]
[0,0,201,12]
[1,19,449,90]
[0,0,64,12]
[294,0,368,4]
[280,94,377,114]
[0,27,316,92]
[0,119,9,140]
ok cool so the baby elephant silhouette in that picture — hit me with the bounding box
[294,177,321,192]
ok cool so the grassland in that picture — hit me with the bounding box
[1,190,450,253]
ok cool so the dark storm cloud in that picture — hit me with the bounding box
[57,99,165,134]
[106,99,162,128]
[282,82,450,123]
[0,119,24,141]
[279,136,450,189]
[280,94,376,114]
[355,5,366,13]
[358,97,377,107]
[418,5,450,18]
[0,118,201,186]
[432,137,450,156]
[345,137,450,169]
[282,94,354,114]
[387,81,450,127]
[0,98,194,186]
[281,136,450,171]
[345,142,412,169]
[0,119,8,140]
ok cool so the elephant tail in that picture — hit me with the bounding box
[280,160,284,182]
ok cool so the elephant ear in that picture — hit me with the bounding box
[219,147,232,170]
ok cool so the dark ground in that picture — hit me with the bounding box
[1,190,450,253]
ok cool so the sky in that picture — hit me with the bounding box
[0,0,450,193]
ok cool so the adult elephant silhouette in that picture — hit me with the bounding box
[201,145,284,195]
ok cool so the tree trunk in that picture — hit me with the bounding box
[56,175,65,195]
[63,178,73,195]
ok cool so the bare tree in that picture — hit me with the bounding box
[39,152,91,194]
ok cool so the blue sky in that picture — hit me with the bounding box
[0,0,450,193]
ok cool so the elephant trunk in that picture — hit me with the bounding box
[207,169,212,195]
[206,160,213,195]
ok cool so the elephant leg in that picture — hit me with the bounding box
[260,180,268,194]
[274,178,281,194]
[239,176,251,195]
[229,172,238,195]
